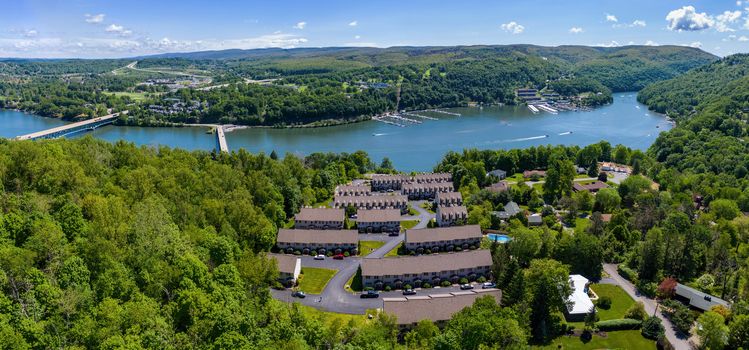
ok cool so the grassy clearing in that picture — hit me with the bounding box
[535,330,655,350]
[408,206,419,216]
[359,241,385,257]
[401,220,419,231]
[590,284,634,321]
[297,267,337,294]
[105,91,151,101]
[385,242,402,257]
[296,304,366,326]
[420,202,435,214]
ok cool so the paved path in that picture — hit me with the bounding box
[409,200,434,229]
[602,264,692,350]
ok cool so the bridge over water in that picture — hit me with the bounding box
[15,111,126,141]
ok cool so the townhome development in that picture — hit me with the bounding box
[412,173,452,183]
[383,289,502,328]
[401,181,454,200]
[357,209,401,233]
[333,194,408,213]
[360,250,493,289]
[276,229,359,255]
[294,208,345,229]
[404,225,483,253]
[434,191,463,207]
[436,205,468,226]
[335,184,371,196]
[371,174,411,191]
[268,253,301,287]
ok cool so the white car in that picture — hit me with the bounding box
[314,254,325,260]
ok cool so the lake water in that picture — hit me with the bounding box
[0,93,671,171]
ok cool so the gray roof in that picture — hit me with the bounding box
[361,250,492,277]
[493,201,521,219]
[294,208,345,222]
[383,289,501,325]
[268,253,300,275]
[437,205,468,220]
[675,283,730,311]
[405,225,482,244]
[357,209,401,223]
[487,169,507,177]
[402,182,454,191]
[435,191,463,201]
[277,229,359,245]
[528,214,543,224]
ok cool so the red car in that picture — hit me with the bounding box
[333,254,344,260]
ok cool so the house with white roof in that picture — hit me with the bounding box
[565,274,595,321]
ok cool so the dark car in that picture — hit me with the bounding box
[333,254,344,260]
[402,289,416,295]
[388,232,399,237]
[360,290,380,299]
[292,291,306,298]
[459,284,474,290]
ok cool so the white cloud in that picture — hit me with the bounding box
[354,35,361,39]
[23,29,38,38]
[105,24,132,37]
[596,40,621,47]
[349,20,358,27]
[293,21,306,29]
[85,13,105,24]
[500,21,524,34]
[689,41,703,48]
[613,19,647,28]
[738,1,743,6]
[605,14,618,22]
[632,20,647,27]
[644,40,658,46]
[569,27,584,34]
[666,6,714,31]
[715,10,742,32]
[740,36,749,41]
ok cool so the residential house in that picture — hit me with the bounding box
[269,253,301,287]
[383,289,502,328]
[674,283,731,312]
[486,181,510,193]
[404,225,482,253]
[523,170,546,178]
[361,250,493,289]
[572,181,610,193]
[401,181,454,200]
[435,191,463,207]
[436,205,468,226]
[276,229,359,255]
[294,208,345,230]
[487,169,507,180]
[527,214,543,226]
[357,209,401,233]
[333,194,408,213]
[566,274,595,321]
[492,201,521,220]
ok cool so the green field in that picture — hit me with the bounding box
[590,284,634,321]
[536,330,655,350]
[297,267,337,294]
[104,91,151,101]
[401,220,419,231]
[359,241,385,257]
[296,303,366,326]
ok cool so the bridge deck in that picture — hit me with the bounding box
[15,112,124,140]
[216,126,229,153]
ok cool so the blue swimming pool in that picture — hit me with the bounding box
[487,234,511,243]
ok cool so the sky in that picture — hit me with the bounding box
[0,0,748,58]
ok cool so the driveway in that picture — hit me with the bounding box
[601,264,691,350]
[408,200,434,229]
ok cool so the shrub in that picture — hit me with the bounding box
[293,250,301,255]
[364,286,374,291]
[422,283,432,289]
[459,277,469,285]
[343,251,350,257]
[455,246,462,252]
[477,276,487,283]
[624,301,648,321]
[403,284,412,290]
[618,265,638,283]
[384,285,392,292]
[641,317,665,340]
[662,300,695,335]
[595,319,642,331]
[425,249,432,254]
[638,281,658,298]
[310,250,317,256]
[441,280,451,287]
[597,296,612,310]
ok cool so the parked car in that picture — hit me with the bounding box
[482,282,497,289]
[292,291,306,298]
[314,254,325,260]
[388,232,399,237]
[402,289,416,295]
[360,290,380,299]
[333,254,344,260]
[460,284,474,290]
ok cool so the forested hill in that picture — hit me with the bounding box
[639,54,749,177]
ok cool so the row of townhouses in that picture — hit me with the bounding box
[276,229,359,255]
[436,205,468,226]
[361,250,492,289]
[370,173,452,192]
[404,225,482,253]
[333,194,408,213]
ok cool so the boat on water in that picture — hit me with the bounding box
[527,104,539,113]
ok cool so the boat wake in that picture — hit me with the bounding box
[487,135,549,144]
[372,133,390,136]
[558,131,573,136]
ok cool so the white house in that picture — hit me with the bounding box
[566,274,595,321]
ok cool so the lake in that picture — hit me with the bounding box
[0,93,671,171]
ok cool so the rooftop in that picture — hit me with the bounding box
[383,289,501,325]
[437,205,468,218]
[493,201,521,219]
[357,209,401,222]
[295,208,345,222]
[361,250,492,276]
[567,274,594,315]
[276,229,359,245]
[268,253,300,275]
[405,225,482,244]
[435,191,463,201]
[675,283,730,311]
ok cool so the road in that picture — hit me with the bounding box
[408,200,434,229]
[602,264,692,350]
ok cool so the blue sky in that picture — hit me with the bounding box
[1,0,747,58]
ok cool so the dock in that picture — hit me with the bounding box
[402,112,438,120]
[527,105,539,113]
[536,104,558,114]
[425,109,461,117]
[15,111,126,140]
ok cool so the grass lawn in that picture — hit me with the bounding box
[506,173,525,182]
[401,220,419,231]
[574,217,590,234]
[590,284,634,321]
[105,91,151,101]
[296,304,366,326]
[408,206,419,216]
[359,241,385,257]
[297,267,337,294]
[385,242,402,257]
[536,330,655,350]
[420,202,435,214]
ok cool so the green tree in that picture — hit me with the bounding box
[697,311,728,350]
[525,259,572,343]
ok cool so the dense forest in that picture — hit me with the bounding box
[0,45,715,126]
